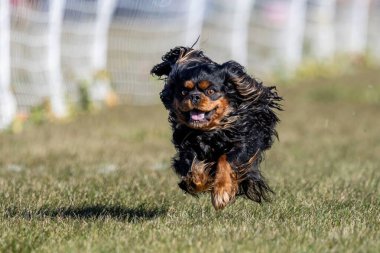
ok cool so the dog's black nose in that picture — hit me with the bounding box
[190,94,201,104]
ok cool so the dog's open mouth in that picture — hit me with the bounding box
[186,108,216,123]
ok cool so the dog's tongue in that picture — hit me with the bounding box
[190,111,205,121]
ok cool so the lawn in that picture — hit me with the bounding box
[0,68,379,252]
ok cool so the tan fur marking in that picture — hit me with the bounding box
[207,97,230,129]
[184,80,195,90]
[211,155,238,210]
[182,159,214,194]
[198,80,210,90]
[174,94,230,130]
[177,49,196,63]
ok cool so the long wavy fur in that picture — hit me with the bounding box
[152,46,282,204]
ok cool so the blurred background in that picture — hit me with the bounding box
[0,0,379,130]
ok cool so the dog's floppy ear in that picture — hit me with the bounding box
[151,47,194,78]
[222,60,260,101]
[222,61,282,109]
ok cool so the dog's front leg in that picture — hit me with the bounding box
[178,158,214,195]
[211,154,238,210]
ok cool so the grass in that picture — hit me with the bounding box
[0,68,379,252]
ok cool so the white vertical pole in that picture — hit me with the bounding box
[231,0,253,66]
[0,0,17,129]
[284,0,307,71]
[313,0,336,59]
[47,0,66,117]
[348,0,370,54]
[92,0,117,71]
[185,0,206,48]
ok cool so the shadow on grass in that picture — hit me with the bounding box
[6,204,167,222]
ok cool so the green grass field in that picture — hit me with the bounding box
[1,68,379,252]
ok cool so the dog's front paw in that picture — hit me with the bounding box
[211,154,238,210]
[211,177,237,210]
[179,159,214,194]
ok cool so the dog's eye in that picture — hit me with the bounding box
[206,89,215,96]
[181,90,188,96]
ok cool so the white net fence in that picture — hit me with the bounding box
[1,0,380,129]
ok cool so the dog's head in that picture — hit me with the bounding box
[151,46,279,131]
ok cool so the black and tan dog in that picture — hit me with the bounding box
[151,46,282,210]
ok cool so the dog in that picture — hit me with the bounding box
[151,46,282,210]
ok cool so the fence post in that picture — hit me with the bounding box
[92,0,117,71]
[312,0,336,59]
[89,0,117,104]
[284,0,307,71]
[47,0,66,117]
[347,0,370,54]
[185,0,206,48]
[231,0,253,67]
[0,0,17,130]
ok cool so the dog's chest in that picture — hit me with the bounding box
[175,129,232,161]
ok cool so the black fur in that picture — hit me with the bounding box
[151,46,282,203]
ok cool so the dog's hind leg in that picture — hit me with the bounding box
[211,154,238,210]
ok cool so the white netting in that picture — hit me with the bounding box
[10,1,51,113]
[1,0,380,129]
[107,0,198,104]
[304,0,336,59]
[248,0,296,76]
[61,0,98,100]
